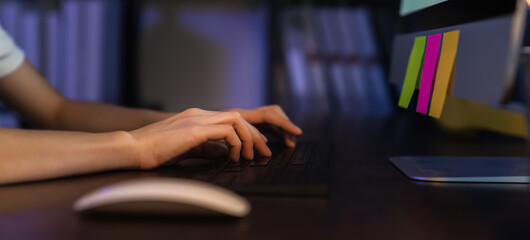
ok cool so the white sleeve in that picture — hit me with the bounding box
[0,24,24,78]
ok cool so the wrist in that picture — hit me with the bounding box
[109,131,143,170]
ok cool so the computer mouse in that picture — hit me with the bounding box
[73,178,251,218]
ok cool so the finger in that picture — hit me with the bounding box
[263,111,303,136]
[179,108,217,118]
[256,124,284,141]
[256,124,295,148]
[285,134,296,148]
[260,133,268,143]
[202,124,242,161]
[234,106,302,136]
[265,105,290,120]
[205,112,254,160]
[246,122,271,157]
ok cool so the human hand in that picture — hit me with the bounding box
[228,105,303,147]
[129,108,271,169]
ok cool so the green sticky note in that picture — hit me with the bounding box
[398,36,426,108]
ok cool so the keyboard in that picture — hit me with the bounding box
[191,140,333,197]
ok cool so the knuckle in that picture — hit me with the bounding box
[227,111,242,120]
[186,108,201,114]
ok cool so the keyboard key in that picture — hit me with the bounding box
[223,159,251,172]
[250,157,271,167]
[290,152,313,165]
[193,159,231,181]
[271,147,295,166]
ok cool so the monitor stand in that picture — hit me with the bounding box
[389,156,530,183]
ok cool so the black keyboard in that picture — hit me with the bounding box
[191,141,333,197]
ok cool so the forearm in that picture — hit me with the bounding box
[0,128,139,184]
[53,100,173,132]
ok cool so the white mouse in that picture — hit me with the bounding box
[73,178,251,218]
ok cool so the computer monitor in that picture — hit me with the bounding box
[388,0,530,183]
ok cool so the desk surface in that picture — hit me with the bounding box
[1,113,530,240]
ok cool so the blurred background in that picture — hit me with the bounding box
[0,0,400,128]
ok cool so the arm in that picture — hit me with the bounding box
[0,61,171,132]
[0,61,301,184]
[0,128,137,184]
[0,110,270,185]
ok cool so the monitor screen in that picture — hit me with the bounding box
[400,0,447,17]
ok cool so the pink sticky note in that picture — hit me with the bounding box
[416,34,441,114]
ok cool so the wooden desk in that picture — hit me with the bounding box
[1,113,530,240]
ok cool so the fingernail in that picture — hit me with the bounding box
[295,126,303,134]
[261,134,268,142]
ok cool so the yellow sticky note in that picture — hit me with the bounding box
[429,30,460,118]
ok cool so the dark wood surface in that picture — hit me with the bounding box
[1,112,530,240]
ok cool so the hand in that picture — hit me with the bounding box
[228,105,303,147]
[129,108,271,169]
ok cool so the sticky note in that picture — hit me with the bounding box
[398,36,426,109]
[429,30,460,118]
[416,34,441,114]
